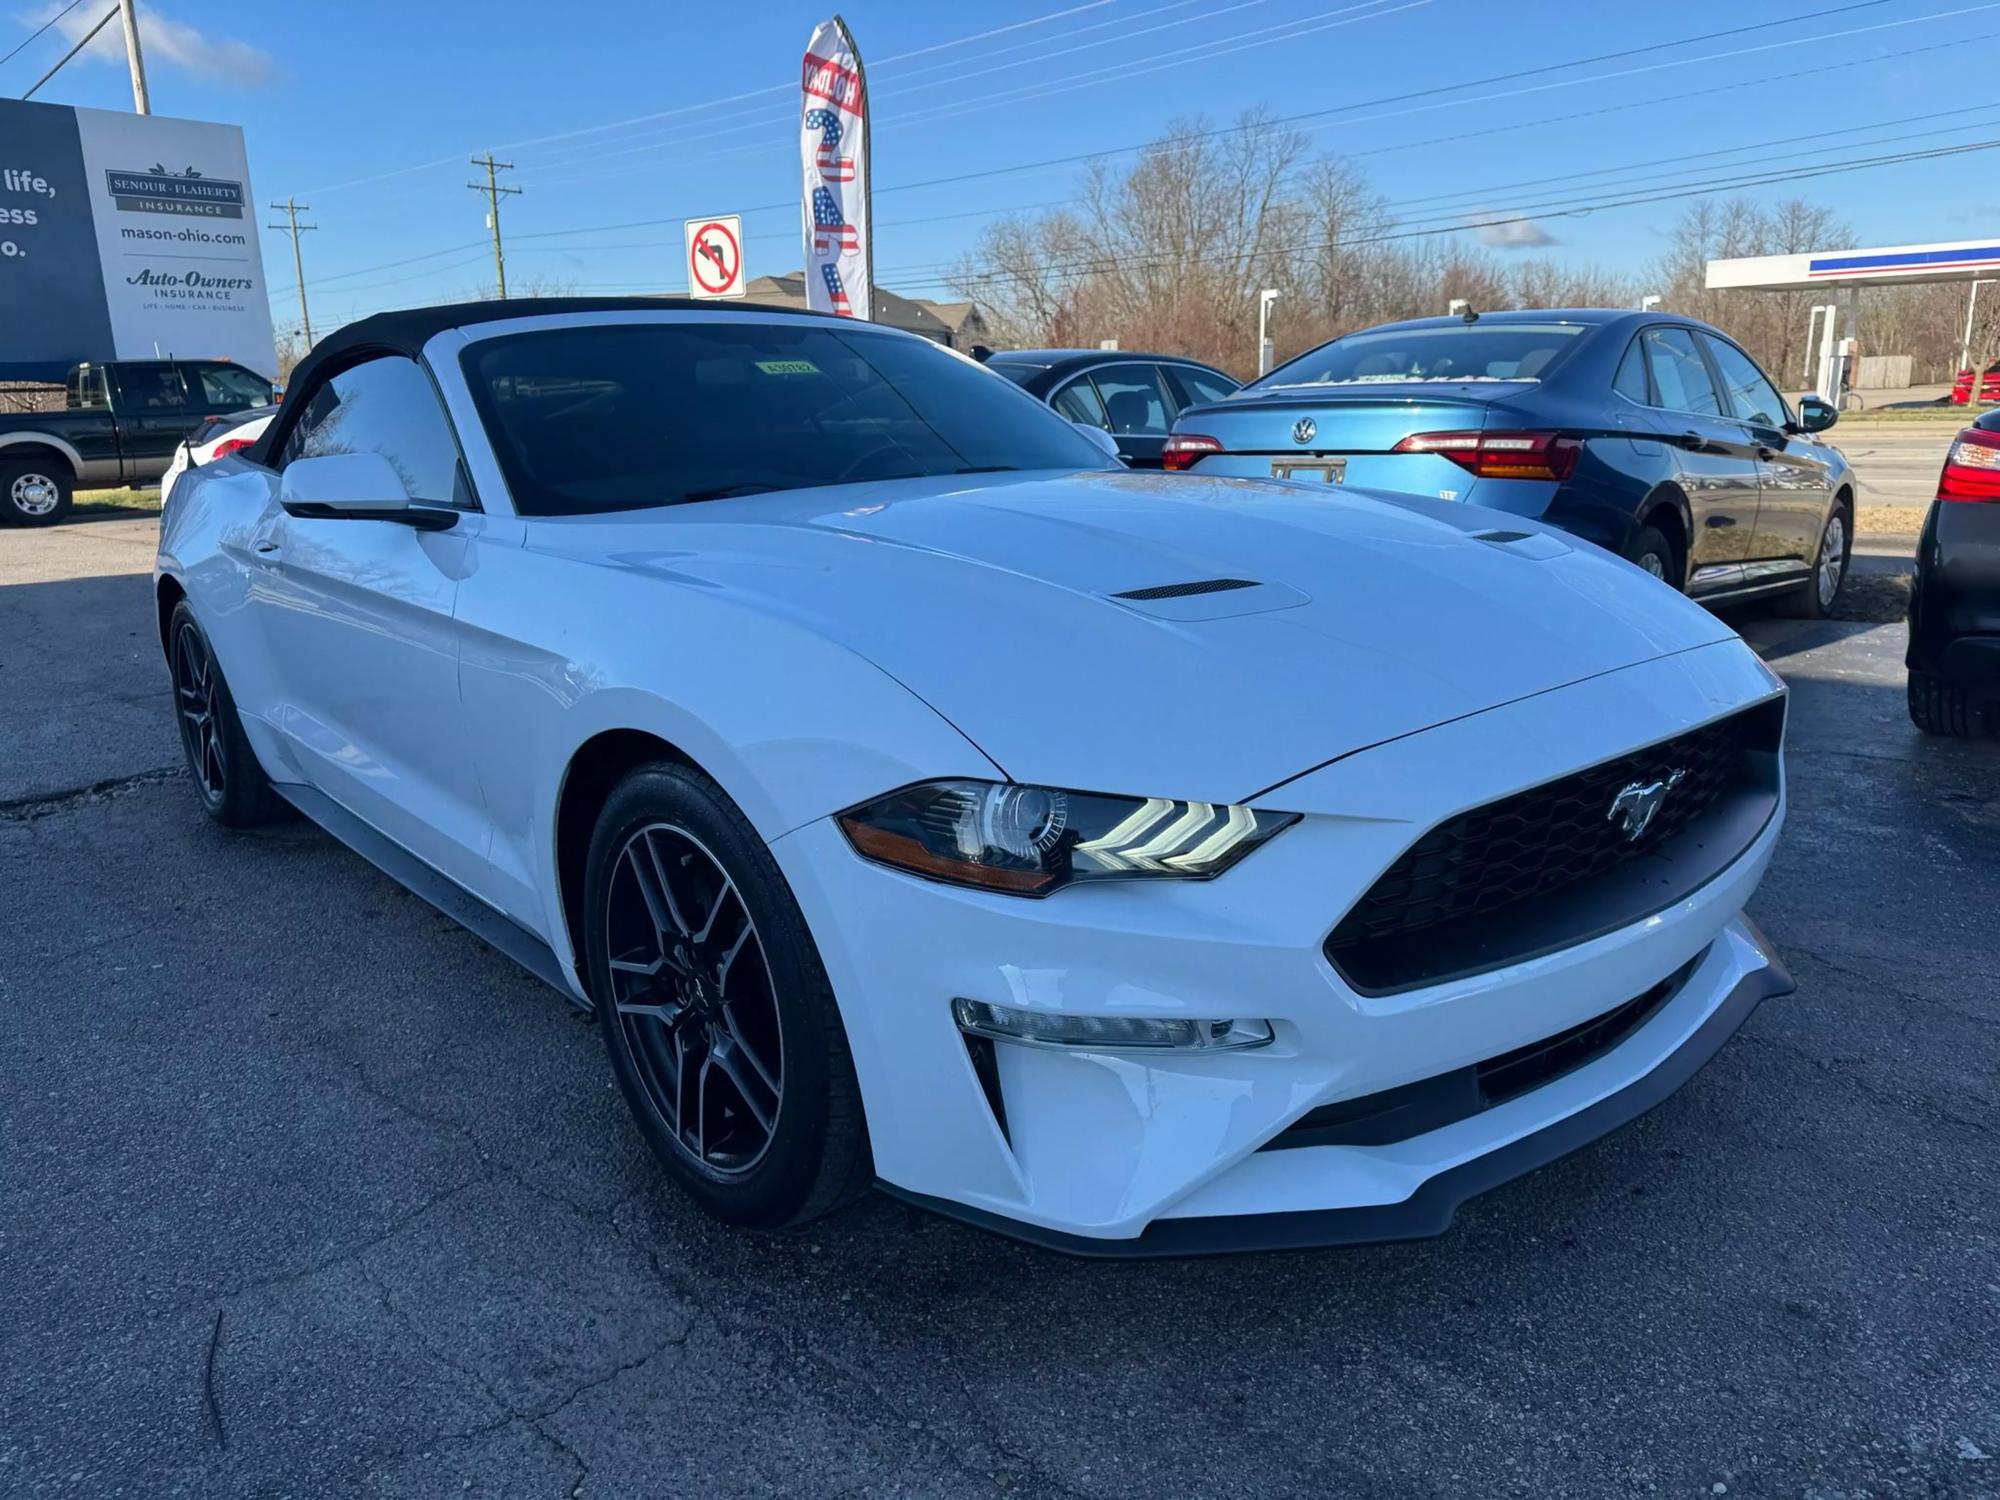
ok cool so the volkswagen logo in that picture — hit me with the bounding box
[1605,768,1687,842]
[1291,417,1317,446]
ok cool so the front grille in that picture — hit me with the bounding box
[1325,699,1782,994]
[1262,955,1697,1152]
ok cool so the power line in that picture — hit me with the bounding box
[0,0,84,72]
[467,154,521,298]
[21,4,114,99]
[515,0,1426,193]
[915,137,2000,297]
[291,0,1119,198]
[268,3,1985,322]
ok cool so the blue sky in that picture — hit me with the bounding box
[7,0,1995,337]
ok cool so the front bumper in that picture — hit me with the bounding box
[772,639,1788,1253]
[882,926,1791,1257]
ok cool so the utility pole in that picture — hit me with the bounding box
[267,197,317,346]
[467,154,520,299]
[116,0,150,113]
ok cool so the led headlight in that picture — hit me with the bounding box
[837,780,1297,895]
[953,999,1274,1051]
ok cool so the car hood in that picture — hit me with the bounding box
[528,469,1739,803]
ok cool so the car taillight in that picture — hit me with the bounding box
[1162,433,1222,472]
[208,437,254,462]
[1393,430,1581,481]
[1938,427,2000,501]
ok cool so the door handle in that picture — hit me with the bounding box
[1755,445,1779,461]
[1678,431,1709,452]
[253,539,283,559]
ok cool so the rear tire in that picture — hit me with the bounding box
[0,459,73,527]
[168,601,279,827]
[1907,670,1987,737]
[585,762,872,1230]
[1624,524,1679,589]
[1775,502,1851,619]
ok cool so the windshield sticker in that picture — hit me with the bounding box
[755,359,820,376]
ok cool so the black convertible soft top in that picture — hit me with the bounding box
[254,296,839,466]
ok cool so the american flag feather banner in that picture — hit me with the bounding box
[801,16,870,320]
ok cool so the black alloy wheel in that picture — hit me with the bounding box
[174,618,227,807]
[167,600,277,827]
[604,820,785,1177]
[586,763,870,1228]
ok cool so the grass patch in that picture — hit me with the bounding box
[1835,406,1976,424]
[71,486,161,520]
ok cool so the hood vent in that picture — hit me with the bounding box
[1113,577,1259,601]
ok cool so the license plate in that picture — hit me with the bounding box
[1270,458,1346,483]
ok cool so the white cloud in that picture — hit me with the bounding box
[28,2,274,86]
[1470,215,1557,249]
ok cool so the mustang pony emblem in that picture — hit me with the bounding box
[1291,417,1317,445]
[1606,768,1686,842]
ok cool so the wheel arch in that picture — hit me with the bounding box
[552,727,701,1003]
[0,436,83,478]
[155,573,188,654]
[1640,485,1692,586]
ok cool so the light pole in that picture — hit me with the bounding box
[1959,279,1994,378]
[1257,289,1279,377]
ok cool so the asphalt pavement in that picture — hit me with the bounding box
[2,511,1996,1499]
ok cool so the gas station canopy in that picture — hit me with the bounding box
[1707,238,2000,293]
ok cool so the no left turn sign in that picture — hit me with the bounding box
[685,215,745,299]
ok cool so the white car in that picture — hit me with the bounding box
[155,300,1793,1254]
[160,405,276,504]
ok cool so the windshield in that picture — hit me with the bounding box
[1259,323,1586,389]
[461,321,1113,517]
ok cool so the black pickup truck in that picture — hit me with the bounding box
[0,359,274,526]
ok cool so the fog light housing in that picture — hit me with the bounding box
[952,998,1273,1052]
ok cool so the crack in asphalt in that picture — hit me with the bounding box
[1785,943,2000,1034]
[0,764,185,820]
[202,1308,227,1452]
[1740,1030,1992,1136]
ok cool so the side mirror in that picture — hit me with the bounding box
[278,452,456,529]
[1795,396,1838,433]
[1073,422,1125,463]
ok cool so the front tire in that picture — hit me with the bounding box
[1775,502,1852,619]
[0,459,73,526]
[585,763,871,1229]
[168,601,279,827]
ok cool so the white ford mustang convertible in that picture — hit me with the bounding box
[156,299,1793,1255]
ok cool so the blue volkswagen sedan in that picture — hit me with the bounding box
[1164,309,1856,616]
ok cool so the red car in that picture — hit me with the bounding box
[1950,363,2000,406]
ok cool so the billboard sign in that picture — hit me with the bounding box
[0,98,278,382]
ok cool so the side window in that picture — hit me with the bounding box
[1701,336,1788,428]
[187,363,273,412]
[280,355,465,505]
[1050,378,1109,428]
[1641,328,1722,418]
[1089,363,1173,436]
[1166,365,1240,407]
[1612,339,1651,404]
[112,363,188,411]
